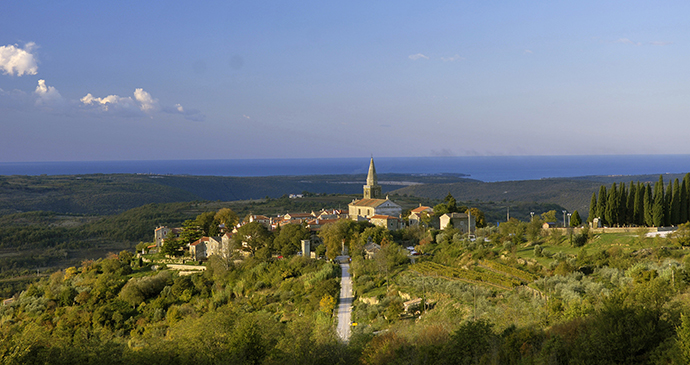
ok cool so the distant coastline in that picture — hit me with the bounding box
[1,155,690,182]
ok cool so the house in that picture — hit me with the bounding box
[281,212,315,225]
[190,233,233,261]
[542,222,557,229]
[370,215,402,231]
[363,241,381,259]
[248,215,271,228]
[189,237,209,261]
[408,205,434,226]
[439,212,475,233]
[154,226,182,248]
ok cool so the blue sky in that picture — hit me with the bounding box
[1,1,689,162]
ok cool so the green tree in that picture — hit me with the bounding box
[672,179,681,225]
[272,223,310,257]
[596,185,608,222]
[233,222,272,256]
[653,175,666,227]
[215,208,239,230]
[605,183,619,227]
[466,207,486,228]
[644,183,653,226]
[588,192,597,223]
[444,192,458,213]
[634,182,644,226]
[541,210,557,223]
[681,178,689,224]
[161,230,186,257]
[570,210,582,227]
[626,181,636,225]
[677,313,690,363]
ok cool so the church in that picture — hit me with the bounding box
[348,158,402,221]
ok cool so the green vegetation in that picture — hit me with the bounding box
[6,172,690,363]
[589,174,690,227]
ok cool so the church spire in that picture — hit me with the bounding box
[363,157,382,199]
[366,157,377,186]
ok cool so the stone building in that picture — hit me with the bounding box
[348,158,402,222]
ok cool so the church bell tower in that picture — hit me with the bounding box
[363,157,382,199]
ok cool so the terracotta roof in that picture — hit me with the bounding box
[285,212,314,218]
[349,198,389,207]
[411,206,433,213]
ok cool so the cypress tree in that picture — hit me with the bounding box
[626,181,636,225]
[664,180,671,225]
[571,210,582,227]
[644,183,653,226]
[605,183,619,227]
[634,182,644,225]
[685,173,690,222]
[618,182,627,226]
[653,175,665,227]
[672,179,681,225]
[596,185,607,223]
[588,192,597,223]
[682,177,689,224]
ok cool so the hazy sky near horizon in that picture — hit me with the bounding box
[2,1,690,162]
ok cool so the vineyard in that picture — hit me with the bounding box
[478,260,539,283]
[409,261,525,290]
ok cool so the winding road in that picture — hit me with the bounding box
[335,256,353,342]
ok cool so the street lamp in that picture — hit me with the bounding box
[530,212,535,221]
[567,213,572,227]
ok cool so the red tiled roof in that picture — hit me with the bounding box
[411,206,433,213]
[349,198,388,207]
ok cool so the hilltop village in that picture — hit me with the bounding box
[152,157,477,261]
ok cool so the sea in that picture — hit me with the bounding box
[1,155,690,183]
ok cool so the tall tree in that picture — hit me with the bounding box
[570,210,582,227]
[685,173,690,222]
[644,183,654,226]
[605,183,619,227]
[672,179,681,226]
[596,185,608,223]
[588,193,597,223]
[666,180,674,226]
[626,181,636,225]
[653,175,666,227]
[444,192,458,213]
[682,177,689,224]
[618,182,627,226]
[634,182,644,226]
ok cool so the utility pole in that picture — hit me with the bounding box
[562,210,567,228]
[507,206,510,221]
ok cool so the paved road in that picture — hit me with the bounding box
[335,257,353,342]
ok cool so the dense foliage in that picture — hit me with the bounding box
[590,174,690,227]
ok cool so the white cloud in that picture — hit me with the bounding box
[615,38,642,46]
[34,79,62,105]
[133,88,158,112]
[162,103,206,121]
[0,42,38,76]
[408,53,429,61]
[81,88,160,114]
[441,54,465,62]
[80,92,138,112]
[523,49,533,54]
